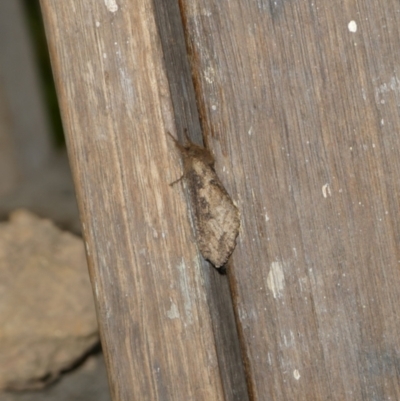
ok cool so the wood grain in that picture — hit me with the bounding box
[153,1,249,398]
[39,0,246,400]
[179,0,400,399]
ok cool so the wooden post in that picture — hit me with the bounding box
[180,0,400,400]
[39,0,248,400]
[41,0,400,400]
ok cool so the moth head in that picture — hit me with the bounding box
[185,143,215,166]
[167,131,215,166]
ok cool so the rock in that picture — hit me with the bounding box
[0,210,99,390]
[0,353,111,401]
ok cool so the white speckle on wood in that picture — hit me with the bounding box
[267,261,285,299]
[348,20,357,32]
[322,183,331,198]
[166,300,180,319]
[282,331,295,347]
[95,21,100,28]
[293,369,301,380]
[105,0,118,12]
[204,66,215,84]
[375,75,400,104]
[238,306,248,321]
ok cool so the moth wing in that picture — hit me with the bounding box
[189,165,240,267]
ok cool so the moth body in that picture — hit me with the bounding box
[168,131,240,268]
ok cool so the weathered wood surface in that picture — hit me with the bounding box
[41,0,400,399]
[153,2,249,398]
[180,0,400,400]
[39,0,247,400]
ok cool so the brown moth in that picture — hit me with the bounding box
[168,130,240,268]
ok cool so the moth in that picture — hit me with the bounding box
[168,130,240,268]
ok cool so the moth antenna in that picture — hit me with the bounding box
[167,132,185,186]
[166,131,187,153]
[169,175,184,187]
[183,128,191,145]
[166,131,178,144]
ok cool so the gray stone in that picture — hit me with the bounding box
[0,210,99,390]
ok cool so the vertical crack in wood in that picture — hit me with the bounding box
[152,1,250,399]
